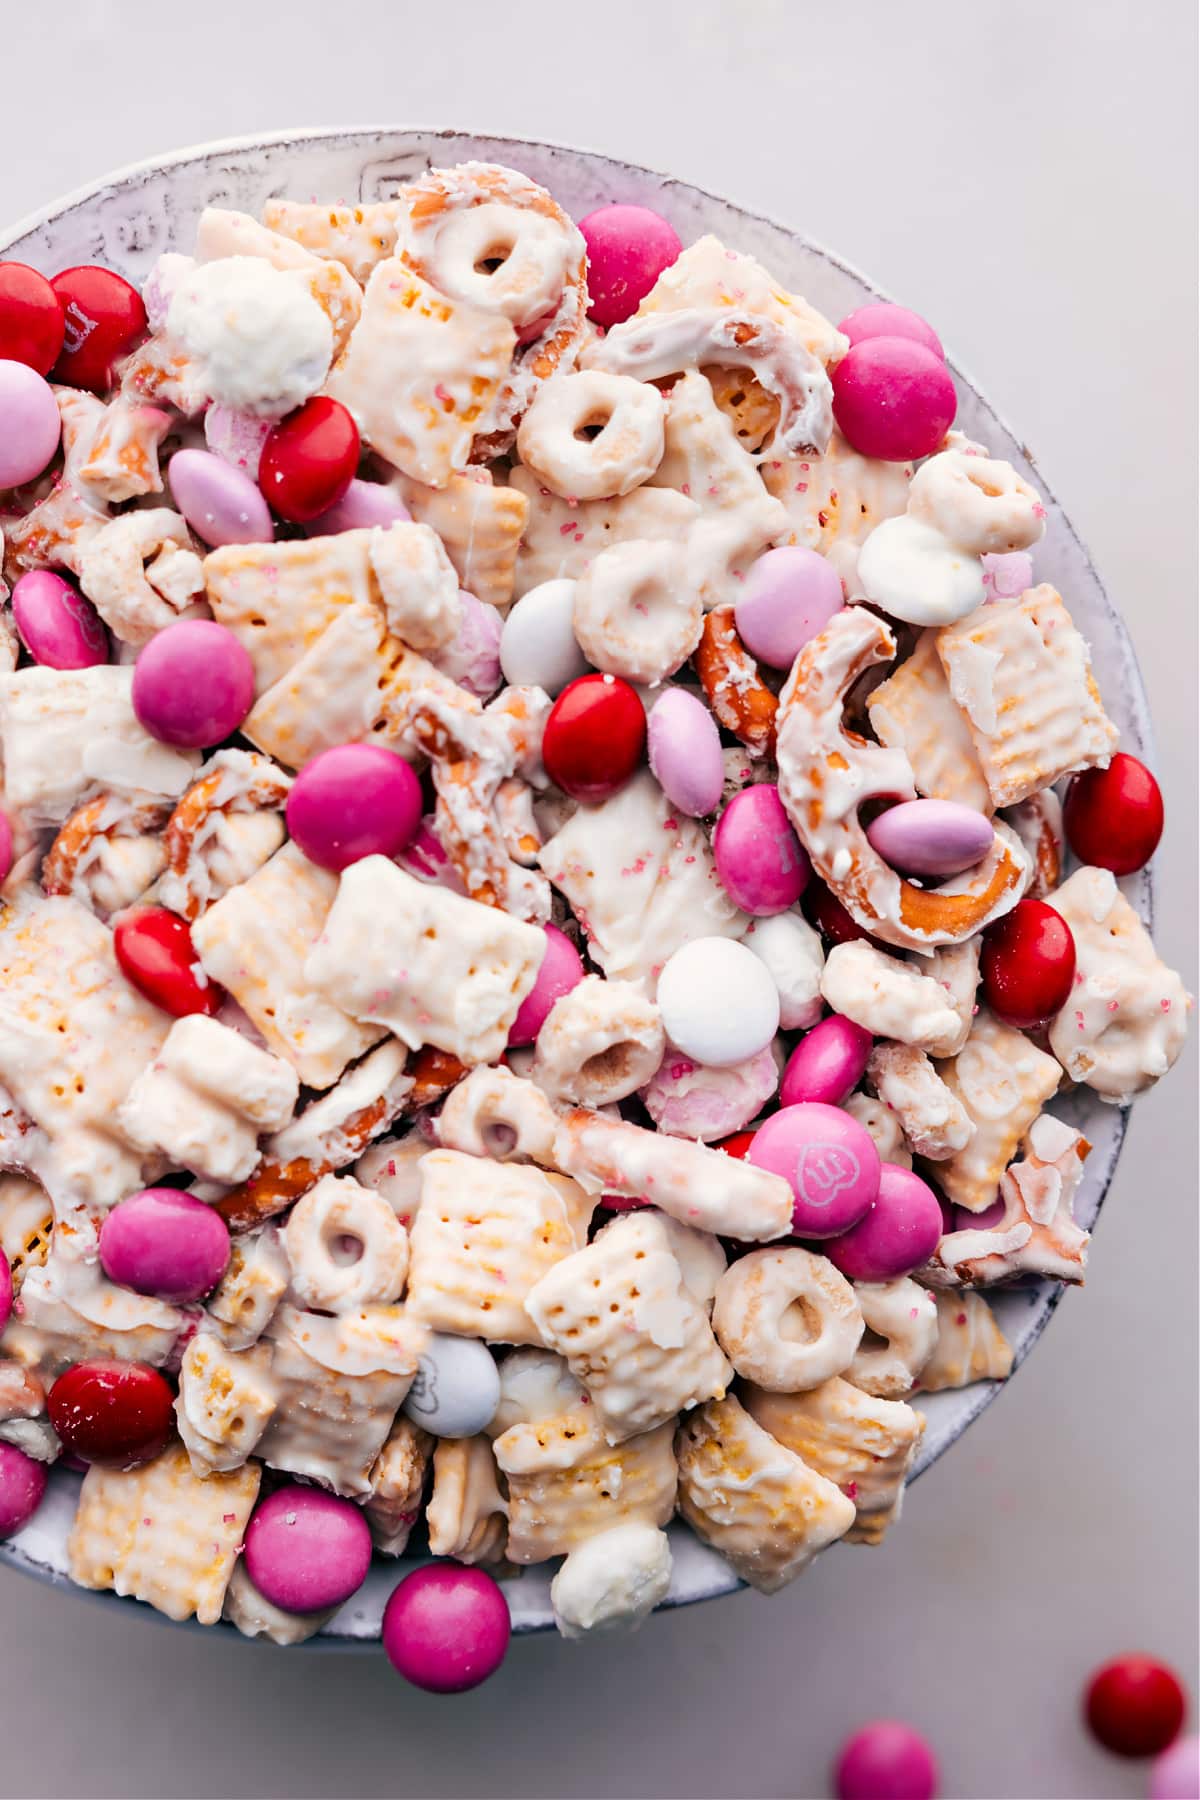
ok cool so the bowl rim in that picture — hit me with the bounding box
[0,123,1153,1645]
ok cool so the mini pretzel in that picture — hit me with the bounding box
[694,605,778,756]
[3,473,109,582]
[775,605,1030,951]
[57,386,171,505]
[77,508,204,646]
[846,1278,939,1398]
[710,1247,863,1391]
[283,1173,410,1312]
[583,307,834,458]
[866,1042,974,1160]
[426,1434,509,1565]
[1002,790,1063,900]
[436,1062,559,1163]
[494,777,542,865]
[918,1291,1014,1391]
[517,371,665,501]
[365,1415,434,1556]
[573,538,703,684]
[41,792,172,911]
[159,750,292,920]
[924,1115,1091,1287]
[908,449,1046,556]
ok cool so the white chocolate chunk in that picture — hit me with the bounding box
[821,941,964,1056]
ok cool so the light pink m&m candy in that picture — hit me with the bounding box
[834,1720,940,1800]
[837,302,945,361]
[383,1563,511,1693]
[430,590,503,699]
[508,922,585,1047]
[11,570,108,668]
[578,205,683,328]
[204,403,271,478]
[0,1443,47,1538]
[245,1485,372,1614]
[832,336,957,462]
[99,1187,230,1305]
[734,546,843,671]
[306,476,410,535]
[0,359,61,487]
[825,1161,944,1281]
[780,1014,873,1108]
[168,448,273,548]
[981,550,1034,599]
[640,1045,778,1141]
[647,688,725,818]
[713,783,811,915]
[866,799,994,878]
[287,744,423,872]
[747,1101,880,1237]
[1151,1735,1200,1800]
[132,619,255,748]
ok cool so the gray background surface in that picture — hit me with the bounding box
[0,3,1195,1796]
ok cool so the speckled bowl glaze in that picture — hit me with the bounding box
[0,127,1154,1646]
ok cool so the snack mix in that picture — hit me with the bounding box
[0,162,1187,1688]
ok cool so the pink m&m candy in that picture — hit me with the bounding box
[0,360,61,487]
[430,590,503,699]
[306,476,411,535]
[834,1720,940,1800]
[837,302,945,361]
[780,1014,873,1108]
[1150,1735,1200,1799]
[383,1563,511,1693]
[0,1442,48,1539]
[0,1248,11,1332]
[832,336,957,462]
[713,783,810,915]
[747,1101,880,1237]
[647,688,724,818]
[245,1486,372,1614]
[825,1162,944,1281]
[578,205,683,329]
[11,570,108,669]
[204,403,271,478]
[733,547,843,671]
[866,799,994,878]
[286,743,423,872]
[99,1187,230,1305]
[508,922,585,1047]
[0,811,11,885]
[168,448,273,548]
[640,1045,778,1142]
[132,619,255,748]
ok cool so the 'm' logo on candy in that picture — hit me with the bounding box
[61,302,98,354]
[795,1144,861,1209]
[406,1355,438,1416]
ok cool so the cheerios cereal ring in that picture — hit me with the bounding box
[573,539,703,685]
[516,372,665,502]
[284,1176,409,1312]
[711,1247,864,1391]
[908,449,1046,556]
[694,605,778,756]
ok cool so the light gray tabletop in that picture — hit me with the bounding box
[0,3,1195,1796]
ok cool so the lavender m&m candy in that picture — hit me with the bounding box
[168,447,273,548]
[747,1101,880,1237]
[306,476,410,535]
[99,1187,230,1305]
[0,359,61,487]
[825,1162,944,1281]
[780,1014,873,1108]
[734,546,843,671]
[647,688,724,818]
[866,799,994,878]
[508,922,585,1047]
[578,205,683,329]
[383,1563,511,1693]
[245,1485,372,1614]
[837,302,945,362]
[0,1442,47,1538]
[713,783,811,915]
[11,570,109,668]
[286,743,423,871]
[132,619,255,748]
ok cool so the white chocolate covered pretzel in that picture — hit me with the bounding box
[158,750,291,920]
[925,1114,1091,1287]
[365,1416,434,1556]
[931,1008,1062,1213]
[866,1042,974,1160]
[919,1292,1014,1390]
[41,792,171,917]
[846,1278,939,1398]
[821,941,966,1055]
[78,508,205,646]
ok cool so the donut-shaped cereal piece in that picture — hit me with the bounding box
[908,449,1046,555]
[420,200,576,330]
[436,1064,558,1163]
[283,1175,410,1312]
[516,372,665,501]
[573,540,702,684]
[693,605,778,757]
[710,1247,864,1391]
[847,1278,939,1398]
[532,976,666,1106]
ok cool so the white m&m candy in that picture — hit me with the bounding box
[402,1332,501,1439]
[500,578,590,694]
[656,937,781,1068]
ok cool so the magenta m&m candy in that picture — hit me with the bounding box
[50,265,147,392]
[837,302,945,360]
[733,546,843,671]
[286,744,423,872]
[132,619,255,748]
[0,1248,11,1332]
[244,1485,373,1615]
[834,1720,940,1800]
[168,447,273,548]
[578,205,683,329]
[832,336,957,462]
[866,799,994,879]
[11,570,109,669]
[382,1563,511,1693]
[780,1015,873,1108]
[306,476,411,535]
[647,687,725,818]
[100,1187,231,1305]
[508,923,584,1047]
[747,1101,880,1237]
[0,1443,48,1538]
[712,783,811,915]
[0,360,61,488]
[0,263,64,374]
[824,1162,944,1281]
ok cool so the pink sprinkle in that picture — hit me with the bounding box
[559,521,576,536]
[844,1481,858,1499]
[433,383,452,405]
[956,1312,967,1326]
[1161,997,1172,1011]
[794,481,809,493]
[909,1307,919,1319]
[223,1512,236,1524]
[1033,501,1047,519]
[680,482,691,496]
[1107,999,1120,1011]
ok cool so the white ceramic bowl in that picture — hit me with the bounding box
[0,127,1153,1644]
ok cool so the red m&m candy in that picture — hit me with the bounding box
[980,898,1076,1029]
[1084,1654,1188,1759]
[47,1359,174,1470]
[542,673,646,803]
[0,263,65,374]
[259,395,360,524]
[1063,753,1164,875]
[114,906,222,1018]
[50,266,147,392]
